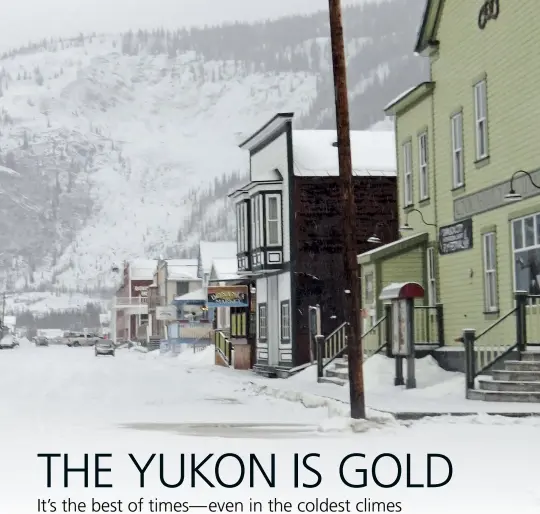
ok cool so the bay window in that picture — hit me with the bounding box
[236,201,248,253]
[265,194,282,246]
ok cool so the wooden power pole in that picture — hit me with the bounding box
[327,0,366,419]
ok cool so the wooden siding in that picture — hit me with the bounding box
[292,175,398,365]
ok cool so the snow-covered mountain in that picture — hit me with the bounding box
[0,0,427,303]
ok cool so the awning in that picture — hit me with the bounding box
[357,232,428,265]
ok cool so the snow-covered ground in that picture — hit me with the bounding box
[1,342,539,512]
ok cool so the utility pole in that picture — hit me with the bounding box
[327,0,366,419]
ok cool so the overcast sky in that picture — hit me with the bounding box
[0,0,370,52]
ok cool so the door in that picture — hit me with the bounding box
[267,276,279,366]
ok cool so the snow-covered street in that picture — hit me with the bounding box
[1,342,540,513]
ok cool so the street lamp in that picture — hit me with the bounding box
[504,169,540,202]
[400,208,436,232]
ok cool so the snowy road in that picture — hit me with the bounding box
[0,343,330,429]
[1,342,540,513]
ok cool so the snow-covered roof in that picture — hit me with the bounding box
[167,262,199,281]
[292,130,396,177]
[357,232,427,264]
[130,259,158,280]
[384,86,417,111]
[211,258,239,280]
[174,288,206,302]
[199,241,237,274]
[165,259,198,267]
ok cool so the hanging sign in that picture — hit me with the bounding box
[207,286,249,307]
[439,218,473,255]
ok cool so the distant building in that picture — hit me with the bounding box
[113,260,157,341]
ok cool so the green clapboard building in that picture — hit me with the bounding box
[358,0,540,369]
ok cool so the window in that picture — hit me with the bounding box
[426,247,437,306]
[265,194,282,246]
[258,304,267,339]
[483,232,498,311]
[280,301,290,340]
[418,132,429,200]
[451,113,464,187]
[402,141,413,206]
[176,281,189,296]
[257,195,264,247]
[236,201,248,252]
[474,80,488,160]
[252,195,264,249]
[512,214,540,295]
[364,273,374,303]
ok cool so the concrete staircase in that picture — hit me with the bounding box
[320,355,349,386]
[469,352,540,402]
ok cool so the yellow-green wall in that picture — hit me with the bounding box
[431,0,540,343]
[389,0,540,345]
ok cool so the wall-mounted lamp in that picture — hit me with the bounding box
[366,221,389,245]
[367,235,382,244]
[400,208,436,232]
[504,169,540,203]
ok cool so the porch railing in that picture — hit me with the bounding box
[316,308,390,380]
[414,304,444,346]
[214,330,232,366]
[461,292,527,395]
[315,302,445,381]
[524,294,540,346]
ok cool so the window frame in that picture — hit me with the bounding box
[251,196,259,249]
[280,301,290,341]
[474,80,488,160]
[482,232,498,312]
[511,214,540,295]
[418,132,429,200]
[426,247,437,307]
[258,303,267,340]
[451,112,464,188]
[257,195,264,248]
[364,272,374,304]
[402,141,413,206]
[176,281,189,297]
[265,193,282,247]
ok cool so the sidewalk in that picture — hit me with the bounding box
[246,355,540,419]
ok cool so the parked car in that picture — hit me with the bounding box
[0,334,18,349]
[65,332,102,347]
[35,336,49,347]
[95,339,115,357]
